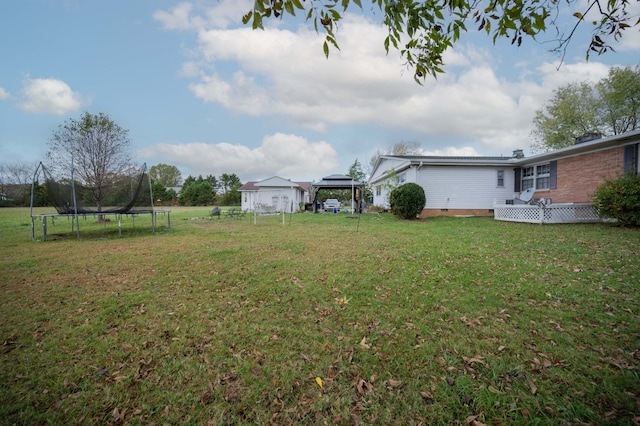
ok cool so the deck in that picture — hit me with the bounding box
[493,203,602,224]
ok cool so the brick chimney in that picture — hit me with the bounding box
[575,132,602,144]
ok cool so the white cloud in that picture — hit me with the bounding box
[18,78,87,115]
[154,1,252,31]
[137,133,338,181]
[0,87,9,99]
[155,3,633,160]
[179,13,623,154]
[420,146,482,156]
[153,3,201,31]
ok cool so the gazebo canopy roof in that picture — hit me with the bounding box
[312,174,365,189]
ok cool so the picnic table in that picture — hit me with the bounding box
[224,207,246,219]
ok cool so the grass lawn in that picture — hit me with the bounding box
[1,207,639,425]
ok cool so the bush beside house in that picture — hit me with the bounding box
[593,173,640,227]
[389,183,426,220]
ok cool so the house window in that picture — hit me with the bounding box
[376,186,382,196]
[521,166,535,190]
[497,170,504,187]
[399,173,406,183]
[521,163,551,191]
[536,164,550,189]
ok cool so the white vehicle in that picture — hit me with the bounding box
[323,199,340,211]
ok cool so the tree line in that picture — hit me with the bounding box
[173,172,242,207]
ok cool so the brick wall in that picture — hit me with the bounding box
[537,147,625,203]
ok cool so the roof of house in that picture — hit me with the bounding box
[369,129,640,183]
[513,129,640,165]
[238,181,260,191]
[238,177,311,192]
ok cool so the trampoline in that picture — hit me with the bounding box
[30,162,170,240]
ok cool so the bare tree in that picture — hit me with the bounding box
[47,112,132,212]
[0,161,38,205]
[390,141,422,156]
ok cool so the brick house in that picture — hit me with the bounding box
[369,130,640,217]
[514,131,639,204]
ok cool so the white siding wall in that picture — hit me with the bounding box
[370,159,518,210]
[417,166,515,209]
[241,191,257,211]
[369,158,410,182]
[370,158,412,208]
[249,187,302,212]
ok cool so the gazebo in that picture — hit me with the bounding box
[311,174,365,213]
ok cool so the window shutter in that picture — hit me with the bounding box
[549,161,557,189]
[624,144,638,172]
[513,168,521,191]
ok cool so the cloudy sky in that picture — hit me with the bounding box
[1,0,638,182]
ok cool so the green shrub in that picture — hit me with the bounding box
[389,183,426,220]
[593,172,640,227]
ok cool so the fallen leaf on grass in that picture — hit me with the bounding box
[487,385,502,394]
[335,296,350,305]
[463,355,485,365]
[420,390,434,404]
[357,379,374,395]
[387,379,402,388]
[464,415,489,426]
[446,376,455,386]
[602,357,638,370]
[315,377,323,388]
[111,408,120,422]
[299,353,311,362]
[528,380,537,395]
[359,337,371,349]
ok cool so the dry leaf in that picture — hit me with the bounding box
[359,337,370,349]
[111,407,120,422]
[446,376,455,386]
[357,379,374,395]
[420,390,434,404]
[463,415,477,424]
[388,379,402,387]
[528,380,537,395]
[488,385,501,394]
[336,296,350,305]
[315,377,323,388]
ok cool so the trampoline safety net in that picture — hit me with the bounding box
[38,163,153,214]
